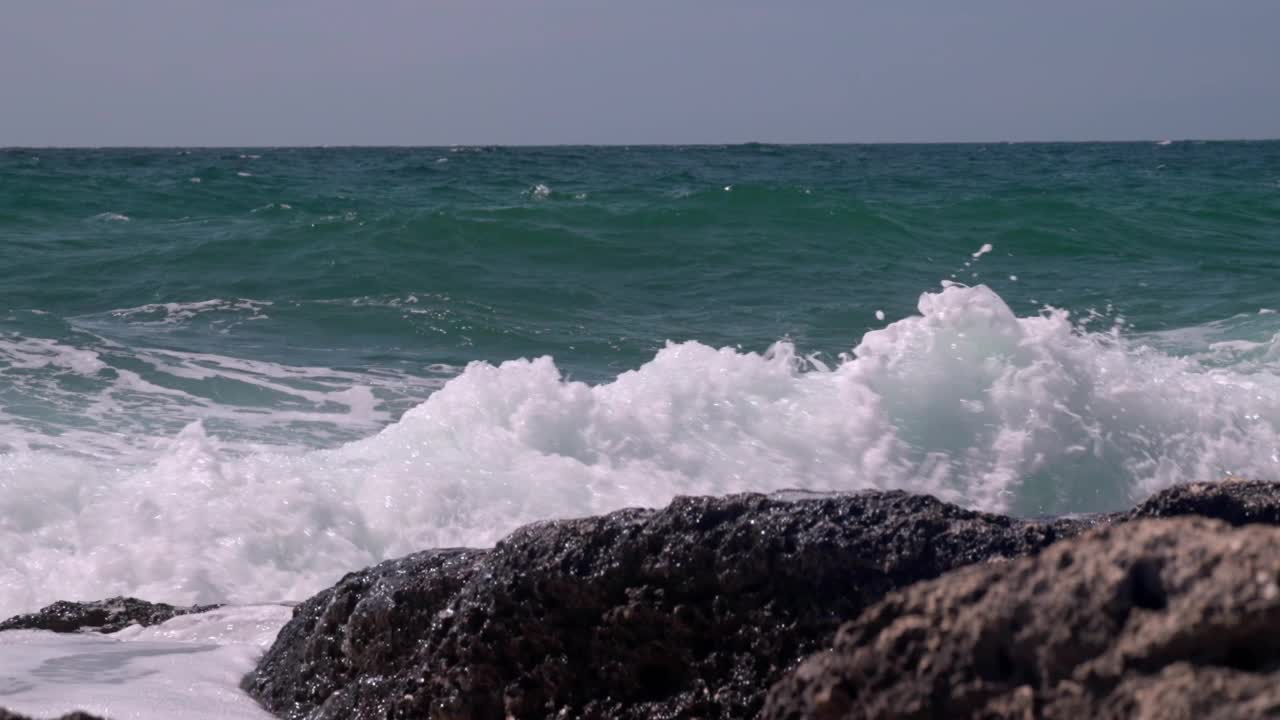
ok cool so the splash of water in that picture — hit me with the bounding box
[3,283,1280,616]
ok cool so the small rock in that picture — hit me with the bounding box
[0,596,220,634]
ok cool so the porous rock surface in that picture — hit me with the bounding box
[0,596,219,634]
[242,491,1091,719]
[1128,476,1280,526]
[764,516,1280,720]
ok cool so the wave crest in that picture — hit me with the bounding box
[4,283,1280,616]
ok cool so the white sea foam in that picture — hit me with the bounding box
[108,298,273,325]
[0,604,290,719]
[0,328,445,455]
[89,212,130,222]
[3,283,1280,620]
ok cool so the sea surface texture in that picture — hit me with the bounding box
[2,142,1279,617]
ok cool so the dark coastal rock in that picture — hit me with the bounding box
[243,491,1092,719]
[0,596,219,634]
[1128,477,1280,526]
[0,710,107,720]
[764,516,1280,720]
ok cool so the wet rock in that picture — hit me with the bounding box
[764,517,1280,720]
[0,596,220,634]
[1129,477,1280,526]
[243,491,1091,719]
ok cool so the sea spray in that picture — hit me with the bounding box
[4,141,1280,617]
[5,283,1280,617]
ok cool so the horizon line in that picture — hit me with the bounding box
[3,137,1279,151]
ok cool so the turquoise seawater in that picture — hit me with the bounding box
[7,143,1279,381]
[1,142,1279,614]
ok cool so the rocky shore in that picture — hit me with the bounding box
[764,515,1280,719]
[241,491,1090,719]
[6,479,1280,720]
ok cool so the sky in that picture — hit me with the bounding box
[2,1,1278,146]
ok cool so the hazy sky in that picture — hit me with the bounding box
[2,1,1278,146]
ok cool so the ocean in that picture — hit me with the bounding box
[2,141,1279,625]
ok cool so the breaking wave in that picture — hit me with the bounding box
[3,283,1280,616]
